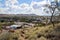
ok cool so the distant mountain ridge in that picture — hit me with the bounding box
[0,14,39,17]
[16,14,38,16]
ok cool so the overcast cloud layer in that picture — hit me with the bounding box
[0,0,56,16]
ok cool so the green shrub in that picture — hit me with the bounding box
[0,25,2,30]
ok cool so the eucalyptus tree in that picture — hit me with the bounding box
[44,0,60,26]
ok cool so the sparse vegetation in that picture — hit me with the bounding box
[0,23,60,40]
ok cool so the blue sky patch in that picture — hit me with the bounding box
[18,0,32,4]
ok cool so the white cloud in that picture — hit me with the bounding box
[0,0,51,16]
[30,0,51,15]
[20,3,30,11]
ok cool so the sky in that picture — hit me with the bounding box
[0,0,58,16]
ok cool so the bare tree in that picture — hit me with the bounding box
[44,0,60,27]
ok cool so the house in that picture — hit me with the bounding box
[3,24,22,30]
[10,25,22,29]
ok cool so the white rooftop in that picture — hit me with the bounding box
[10,25,21,28]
